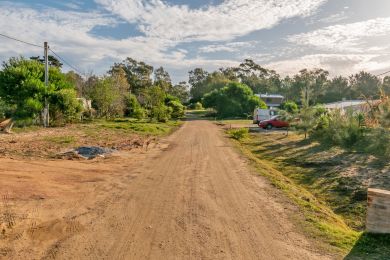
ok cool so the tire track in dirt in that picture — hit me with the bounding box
[5,120,333,259]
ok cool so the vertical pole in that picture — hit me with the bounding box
[44,42,49,127]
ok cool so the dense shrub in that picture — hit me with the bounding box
[227,128,249,140]
[202,82,266,118]
[312,110,364,147]
[151,104,171,122]
[124,93,145,119]
[281,101,299,114]
[167,100,185,119]
[0,99,13,120]
[49,88,82,124]
[0,57,82,125]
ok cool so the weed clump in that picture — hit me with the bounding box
[227,128,249,140]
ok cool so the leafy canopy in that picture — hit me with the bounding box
[202,82,266,118]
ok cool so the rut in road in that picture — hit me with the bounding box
[54,120,331,260]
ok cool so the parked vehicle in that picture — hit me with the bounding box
[258,116,289,129]
[253,108,277,124]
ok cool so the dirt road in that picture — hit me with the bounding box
[1,120,331,259]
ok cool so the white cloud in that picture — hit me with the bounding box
[96,0,328,41]
[0,0,327,81]
[288,17,390,53]
[265,54,386,76]
[199,41,255,53]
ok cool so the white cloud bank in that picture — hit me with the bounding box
[0,0,327,80]
[271,17,390,76]
[96,0,327,41]
[288,17,390,53]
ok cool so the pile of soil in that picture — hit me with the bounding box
[58,146,115,160]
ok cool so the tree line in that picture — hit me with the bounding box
[188,59,390,106]
[0,56,189,130]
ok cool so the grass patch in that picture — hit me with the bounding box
[43,135,76,145]
[229,133,360,255]
[345,233,390,259]
[230,130,390,258]
[219,119,253,125]
[95,118,182,136]
[227,128,249,140]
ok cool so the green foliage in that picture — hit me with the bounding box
[227,128,249,140]
[111,58,153,95]
[124,93,145,119]
[151,104,171,122]
[194,102,203,110]
[167,100,185,119]
[98,118,181,136]
[349,71,381,99]
[281,101,298,114]
[364,128,390,157]
[202,82,266,118]
[312,110,364,147]
[0,99,13,120]
[0,57,80,124]
[50,88,82,124]
[169,81,189,103]
[88,76,124,118]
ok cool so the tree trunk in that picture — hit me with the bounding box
[0,118,14,133]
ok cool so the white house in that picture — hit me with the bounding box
[255,94,284,108]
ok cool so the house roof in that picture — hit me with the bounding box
[255,94,284,99]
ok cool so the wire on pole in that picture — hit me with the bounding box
[0,32,42,48]
[48,47,85,77]
[377,70,390,77]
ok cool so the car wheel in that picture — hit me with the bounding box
[266,124,273,130]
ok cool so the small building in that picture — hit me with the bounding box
[255,94,284,108]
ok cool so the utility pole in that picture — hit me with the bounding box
[44,42,49,127]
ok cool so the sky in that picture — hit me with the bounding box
[0,0,390,83]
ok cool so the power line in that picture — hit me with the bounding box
[0,32,42,48]
[377,70,390,77]
[48,47,85,77]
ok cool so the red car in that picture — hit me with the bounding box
[258,116,289,129]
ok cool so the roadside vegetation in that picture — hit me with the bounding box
[192,59,390,257]
[0,57,187,148]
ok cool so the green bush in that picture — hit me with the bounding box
[49,88,82,124]
[151,104,171,122]
[312,110,363,147]
[365,128,390,157]
[0,99,13,120]
[167,100,185,119]
[227,128,249,140]
[281,101,298,114]
[124,93,145,119]
[195,102,203,110]
[202,82,266,118]
[0,57,83,125]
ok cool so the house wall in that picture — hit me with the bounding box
[367,188,390,233]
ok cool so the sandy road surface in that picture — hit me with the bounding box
[1,120,331,259]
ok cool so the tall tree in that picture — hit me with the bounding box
[30,55,63,68]
[202,82,266,118]
[189,68,209,101]
[292,69,329,104]
[349,71,381,99]
[169,81,190,103]
[322,76,349,103]
[66,71,84,97]
[154,66,172,92]
[111,58,153,95]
